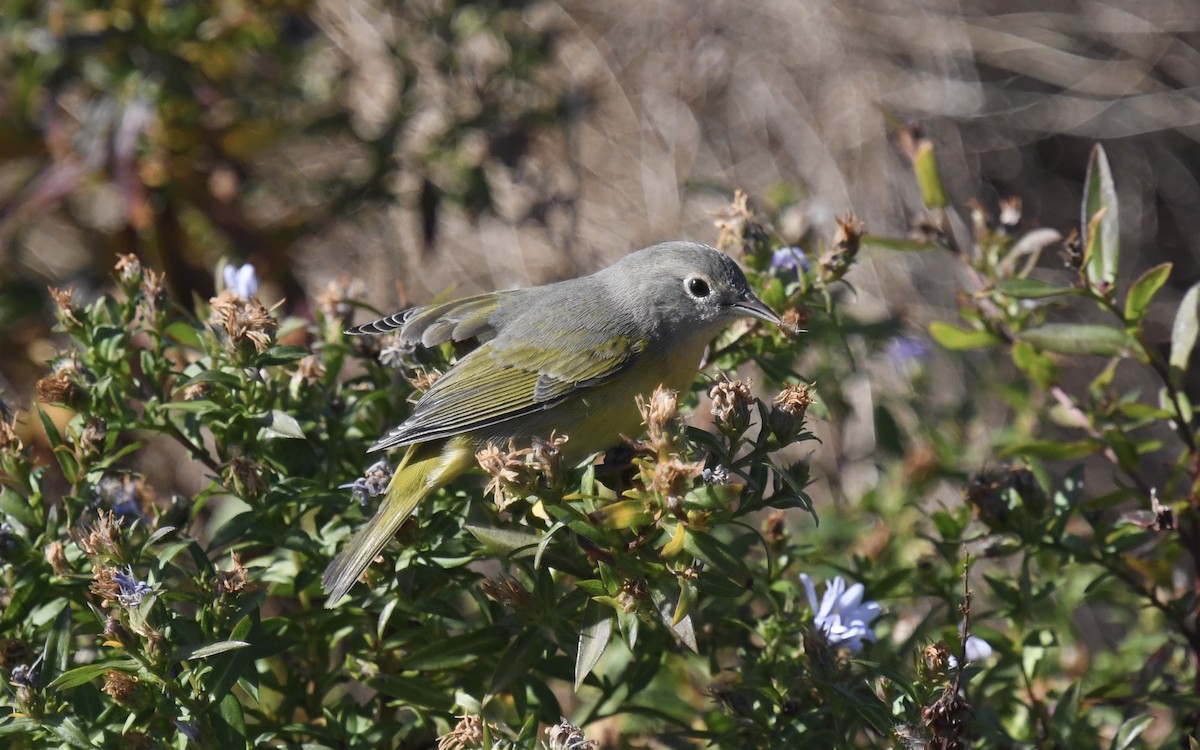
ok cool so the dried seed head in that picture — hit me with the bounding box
[36,358,81,405]
[315,277,367,323]
[436,715,495,750]
[208,290,278,353]
[477,441,526,512]
[480,574,535,613]
[215,552,250,599]
[650,456,702,500]
[44,541,69,576]
[0,413,20,453]
[114,254,143,284]
[49,286,83,329]
[547,718,598,750]
[73,510,124,561]
[101,669,142,705]
[408,368,442,393]
[709,377,754,432]
[293,354,326,386]
[636,386,682,452]
[770,382,815,442]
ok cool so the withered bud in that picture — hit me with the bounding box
[616,578,648,614]
[921,641,954,676]
[178,381,209,401]
[215,552,250,599]
[1060,227,1083,270]
[101,669,143,706]
[208,290,278,353]
[114,254,143,285]
[770,382,814,442]
[650,456,702,500]
[636,386,682,451]
[547,719,598,750]
[36,358,81,405]
[0,638,31,670]
[103,616,136,649]
[292,354,326,387]
[832,213,864,259]
[73,510,124,561]
[90,565,122,608]
[480,574,535,613]
[0,413,20,453]
[477,441,527,512]
[315,277,367,324]
[76,419,108,457]
[780,307,807,337]
[436,715,495,750]
[140,268,167,313]
[44,541,69,576]
[228,455,266,499]
[763,509,787,548]
[709,377,754,433]
[408,368,442,394]
[530,433,568,479]
[49,286,83,329]
[998,197,1022,233]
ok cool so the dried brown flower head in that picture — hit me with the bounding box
[49,286,83,329]
[101,669,142,705]
[74,510,124,561]
[998,196,1022,231]
[822,213,865,276]
[36,358,81,405]
[636,386,682,453]
[547,719,598,750]
[178,381,210,401]
[44,540,69,576]
[408,368,442,394]
[316,277,367,323]
[436,714,497,750]
[713,189,768,256]
[228,455,267,499]
[76,419,108,457]
[293,354,327,387]
[770,382,815,442]
[0,413,21,453]
[476,433,568,511]
[141,267,167,311]
[922,641,954,676]
[480,574,535,613]
[780,307,807,336]
[208,290,278,353]
[114,254,143,283]
[650,456,702,500]
[215,552,251,599]
[709,377,754,432]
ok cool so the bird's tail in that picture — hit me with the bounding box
[322,439,474,606]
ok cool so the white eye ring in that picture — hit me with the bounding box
[685,275,712,299]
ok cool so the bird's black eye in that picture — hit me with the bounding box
[686,276,711,298]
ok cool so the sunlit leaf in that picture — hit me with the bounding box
[574,601,613,691]
[1123,262,1171,326]
[1019,324,1135,357]
[1081,144,1119,289]
[1170,280,1200,387]
[928,321,1002,350]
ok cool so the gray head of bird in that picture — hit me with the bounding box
[601,241,782,336]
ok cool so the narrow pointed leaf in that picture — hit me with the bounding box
[1082,144,1119,288]
[1123,262,1171,325]
[928,322,1001,350]
[1019,324,1134,357]
[1170,280,1200,386]
[574,601,614,691]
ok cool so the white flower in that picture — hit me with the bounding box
[223,263,259,299]
[949,635,994,669]
[801,573,881,653]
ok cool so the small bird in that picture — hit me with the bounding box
[322,241,782,605]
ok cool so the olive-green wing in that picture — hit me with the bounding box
[347,290,521,346]
[369,330,646,451]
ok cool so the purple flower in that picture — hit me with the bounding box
[801,574,881,653]
[112,566,153,607]
[223,263,259,299]
[340,459,393,506]
[770,246,810,278]
[885,335,930,367]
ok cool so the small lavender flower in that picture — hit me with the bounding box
[112,566,153,607]
[770,246,810,279]
[885,335,930,367]
[10,662,39,687]
[340,459,393,506]
[948,635,994,669]
[223,263,259,299]
[701,465,730,485]
[801,573,881,653]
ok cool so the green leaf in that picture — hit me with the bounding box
[402,629,509,671]
[1123,262,1171,326]
[172,640,250,661]
[999,439,1103,461]
[1019,324,1134,357]
[260,410,304,440]
[368,674,455,712]
[683,531,751,590]
[487,628,545,697]
[860,236,939,253]
[994,278,1079,300]
[465,525,540,557]
[1109,714,1154,750]
[1170,280,1200,387]
[928,321,1002,350]
[49,660,138,691]
[211,692,249,749]
[41,715,95,749]
[574,601,614,691]
[43,604,72,686]
[911,138,947,208]
[1082,144,1119,289]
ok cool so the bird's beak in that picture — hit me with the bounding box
[730,293,783,327]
